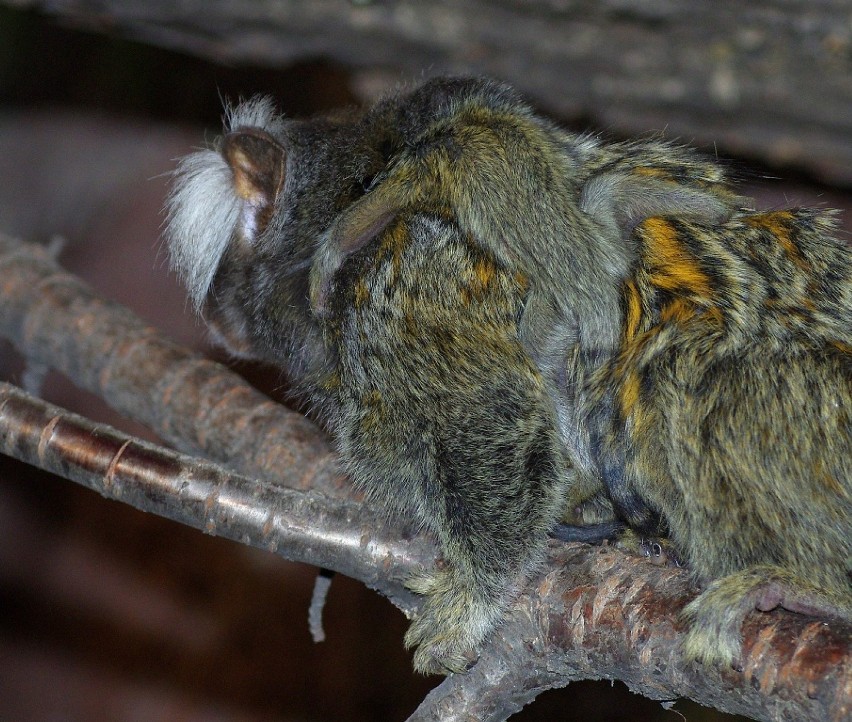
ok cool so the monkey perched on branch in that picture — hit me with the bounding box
[166,77,851,675]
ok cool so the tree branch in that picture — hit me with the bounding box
[6,0,852,185]
[0,232,849,720]
[0,380,429,611]
[0,231,348,499]
[416,545,852,722]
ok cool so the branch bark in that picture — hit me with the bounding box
[2,382,849,722]
[6,0,852,185]
[0,381,429,611]
[0,231,349,499]
[0,232,850,720]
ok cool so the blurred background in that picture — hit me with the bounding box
[0,3,848,720]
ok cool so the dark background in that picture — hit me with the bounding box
[1,5,847,721]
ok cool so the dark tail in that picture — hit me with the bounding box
[550,521,624,545]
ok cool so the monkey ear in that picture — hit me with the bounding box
[332,179,406,253]
[309,178,410,315]
[221,128,287,242]
[580,168,742,242]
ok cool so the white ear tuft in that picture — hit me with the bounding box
[226,96,282,134]
[165,97,286,311]
[165,149,241,310]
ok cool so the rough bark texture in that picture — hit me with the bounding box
[0,381,428,612]
[0,233,850,721]
[6,0,852,186]
[0,231,350,500]
[410,545,852,722]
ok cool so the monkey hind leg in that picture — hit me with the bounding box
[400,414,569,675]
[681,565,852,667]
[404,566,510,675]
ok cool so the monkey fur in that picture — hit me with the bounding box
[165,77,851,674]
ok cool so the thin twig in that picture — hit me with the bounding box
[309,569,336,643]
